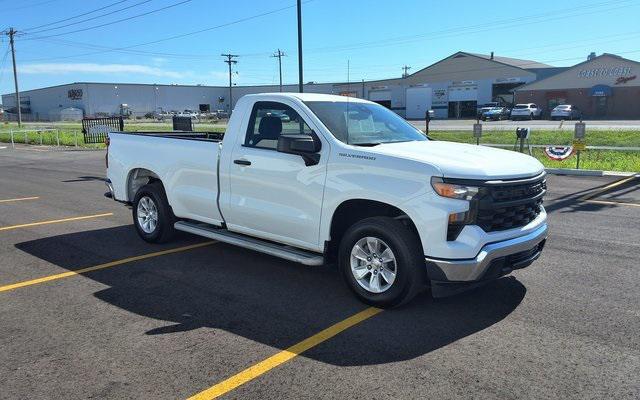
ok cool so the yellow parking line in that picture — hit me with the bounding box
[585,199,640,208]
[580,175,639,201]
[0,241,216,293]
[188,307,383,400]
[0,212,113,232]
[0,196,40,203]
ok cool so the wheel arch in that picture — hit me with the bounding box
[126,167,162,202]
[326,199,422,261]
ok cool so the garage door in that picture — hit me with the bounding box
[448,85,478,101]
[369,90,391,108]
[405,87,432,119]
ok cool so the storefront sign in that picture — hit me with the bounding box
[432,89,447,106]
[339,91,358,97]
[589,85,612,97]
[67,89,83,100]
[615,75,636,85]
[578,66,632,79]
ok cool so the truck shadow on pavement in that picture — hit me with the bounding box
[15,225,526,366]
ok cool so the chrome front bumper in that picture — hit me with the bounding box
[425,224,548,283]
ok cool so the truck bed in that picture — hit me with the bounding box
[107,130,224,225]
[113,131,224,142]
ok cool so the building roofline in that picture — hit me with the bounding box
[513,53,640,91]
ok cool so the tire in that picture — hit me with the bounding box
[529,113,534,120]
[338,217,425,308]
[132,182,176,243]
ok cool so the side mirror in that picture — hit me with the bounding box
[277,134,321,166]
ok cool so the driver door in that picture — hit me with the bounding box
[225,101,328,251]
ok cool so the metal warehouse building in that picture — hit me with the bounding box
[0,82,338,121]
[2,51,570,121]
[336,51,565,119]
[514,53,640,119]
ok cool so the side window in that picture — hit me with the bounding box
[531,104,537,109]
[245,101,313,150]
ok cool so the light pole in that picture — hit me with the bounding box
[297,0,303,93]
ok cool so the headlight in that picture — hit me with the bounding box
[431,177,480,201]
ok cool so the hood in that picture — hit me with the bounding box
[367,140,544,180]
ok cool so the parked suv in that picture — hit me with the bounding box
[511,103,543,120]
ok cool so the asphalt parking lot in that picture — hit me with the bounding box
[1,147,639,399]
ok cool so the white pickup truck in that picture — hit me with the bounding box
[106,93,548,307]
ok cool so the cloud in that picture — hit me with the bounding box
[17,63,184,78]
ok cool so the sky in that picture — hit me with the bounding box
[1,0,639,97]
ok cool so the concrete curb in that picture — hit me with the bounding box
[545,168,638,177]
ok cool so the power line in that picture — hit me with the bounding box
[19,1,315,61]
[23,0,130,31]
[0,43,11,88]
[24,0,191,39]
[3,0,59,12]
[303,0,635,56]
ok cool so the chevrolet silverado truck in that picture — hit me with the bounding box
[105,93,548,307]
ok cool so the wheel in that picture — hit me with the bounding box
[338,217,425,308]
[132,182,176,243]
[529,113,534,120]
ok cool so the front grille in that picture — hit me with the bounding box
[476,198,543,232]
[475,175,546,233]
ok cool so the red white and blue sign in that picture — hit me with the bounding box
[544,146,575,161]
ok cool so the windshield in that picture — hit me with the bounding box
[305,101,427,145]
[514,104,529,109]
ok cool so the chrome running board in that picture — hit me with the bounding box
[174,221,324,266]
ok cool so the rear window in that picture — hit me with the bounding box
[555,105,571,109]
[514,104,529,109]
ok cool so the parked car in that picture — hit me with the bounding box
[106,93,548,307]
[482,107,510,121]
[550,104,581,120]
[177,110,199,120]
[155,111,174,121]
[511,103,543,120]
[214,109,230,119]
[477,106,495,119]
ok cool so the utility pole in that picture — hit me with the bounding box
[271,49,286,92]
[296,0,303,93]
[6,28,22,127]
[221,53,238,114]
[402,65,411,78]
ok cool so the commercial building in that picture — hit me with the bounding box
[514,53,640,119]
[335,51,564,119]
[0,82,337,121]
[0,51,585,121]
